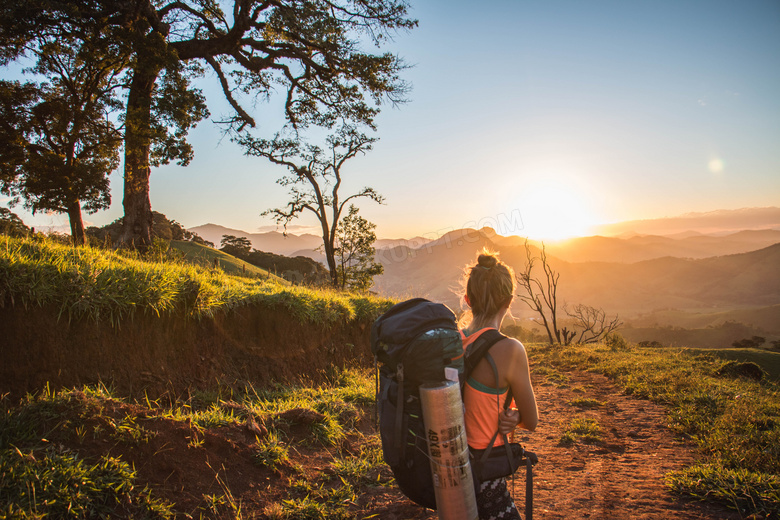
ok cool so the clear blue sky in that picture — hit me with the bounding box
[5,0,780,240]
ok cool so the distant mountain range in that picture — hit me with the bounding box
[372,228,780,319]
[189,208,780,321]
[591,206,780,237]
[189,223,323,256]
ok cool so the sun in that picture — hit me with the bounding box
[516,181,599,241]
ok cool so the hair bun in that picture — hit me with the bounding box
[477,254,498,269]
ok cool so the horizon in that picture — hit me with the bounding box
[192,205,780,243]
[3,0,779,241]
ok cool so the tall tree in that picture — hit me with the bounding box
[0,0,415,249]
[0,35,127,245]
[238,125,383,287]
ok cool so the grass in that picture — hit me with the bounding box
[0,446,173,519]
[528,340,780,516]
[0,235,393,325]
[690,347,780,380]
[0,367,389,519]
[0,385,174,518]
[169,239,280,280]
[568,397,605,409]
[253,429,290,471]
[559,417,603,445]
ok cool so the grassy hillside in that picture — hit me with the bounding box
[0,235,391,324]
[168,239,286,281]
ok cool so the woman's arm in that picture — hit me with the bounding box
[496,338,538,432]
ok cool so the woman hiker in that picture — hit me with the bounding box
[461,250,539,519]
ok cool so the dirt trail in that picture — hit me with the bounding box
[387,369,741,520]
[520,369,741,520]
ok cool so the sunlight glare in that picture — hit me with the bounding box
[517,179,599,241]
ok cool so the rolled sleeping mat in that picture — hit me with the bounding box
[419,380,478,520]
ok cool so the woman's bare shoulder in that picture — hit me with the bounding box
[492,336,528,361]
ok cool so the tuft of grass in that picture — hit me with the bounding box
[568,397,606,409]
[533,365,570,387]
[331,436,390,487]
[253,429,290,471]
[559,417,603,445]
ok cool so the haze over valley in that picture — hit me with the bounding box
[190,206,780,348]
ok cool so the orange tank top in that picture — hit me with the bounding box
[461,328,514,450]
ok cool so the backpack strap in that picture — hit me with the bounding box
[462,328,506,384]
[395,363,406,462]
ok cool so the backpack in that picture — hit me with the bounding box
[370,298,526,510]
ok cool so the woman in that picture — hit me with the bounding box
[461,250,539,519]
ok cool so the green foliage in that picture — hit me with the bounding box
[86,211,214,247]
[0,208,29,237]
[330,437,388,487]
[0,386,173,518]
[666,463,780,517]
[1,0,417,248]
[0,235,393,325]
[604,332,630,350]
[1,368,389,519]
[0,447,173,519]
[245,124,385,288]
[692,347,780,381]
[220,234,253,257]
[559,417,603,445]
[732,336,766,349]
[243,249,331,286]
[334,204,383,292]
[529,341,780,515]
[0,30,127,245]
[253,429,290,471]
[170,239,283,280]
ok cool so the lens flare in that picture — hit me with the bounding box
[708,158,725,174]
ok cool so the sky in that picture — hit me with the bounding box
[4,0,780,241]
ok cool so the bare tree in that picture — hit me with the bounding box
[564,303,622,344]
[516,240,619,346]
[515,240,563,344]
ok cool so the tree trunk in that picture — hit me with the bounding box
[67,197,86,246]
[323,237,339,288]
[117,58,158,250]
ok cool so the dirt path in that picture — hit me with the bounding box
[521,369,740,520]
[385,369,741,520]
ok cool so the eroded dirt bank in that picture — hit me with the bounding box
[1,304,372,398]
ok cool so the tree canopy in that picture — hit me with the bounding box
[0,0,416,249]
[0,32,127,245]
[239,124,383,287]
[334,204,383,291]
